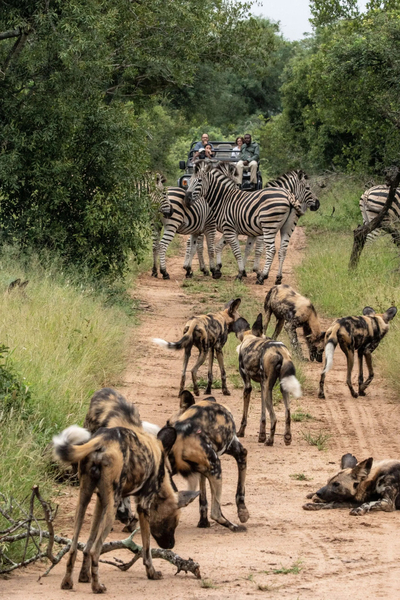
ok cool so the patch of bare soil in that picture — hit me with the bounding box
[3,228,400,600]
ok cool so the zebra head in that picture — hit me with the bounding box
[185,161,239,207]
[155,172,173,218]
[267,170,320,213]
[184,161,214,207]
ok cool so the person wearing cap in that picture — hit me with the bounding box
[193,133,214,159]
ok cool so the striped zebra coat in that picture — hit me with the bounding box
[359,185,400,245]
[152,186,218,280]
[216,170,317,273]
[185,162,320,284]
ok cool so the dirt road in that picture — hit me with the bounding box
[3,227,400,600]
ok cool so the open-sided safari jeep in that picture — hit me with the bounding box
[178,140,263,191]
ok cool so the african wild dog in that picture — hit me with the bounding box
[318,305,397,399]
[153,298,241,396]
[233,314,302,446]
[161,390,249,531]
[83,387,160,531]
[303,453,400,515]
[53,392,198,594]
[263,284,325,362]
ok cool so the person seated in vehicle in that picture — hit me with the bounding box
[236,134,260,189]
[193,133,214,159]
[231,136,244,159]
[198,143,215,160]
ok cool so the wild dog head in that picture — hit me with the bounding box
[167,390,196,426]
[314,453,373,503]
[149,426,198,548]
[362,305,397,323]
[231,313,264,341]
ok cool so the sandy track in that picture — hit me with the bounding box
[3,227,400,600]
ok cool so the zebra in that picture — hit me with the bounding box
[359,185,400,245]
[185,162,320,285]
[215,170,317,275]
[152,186,219,280]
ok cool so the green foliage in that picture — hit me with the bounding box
[310,0,359,27]
[0,345,31,422]
[302,430,331,451]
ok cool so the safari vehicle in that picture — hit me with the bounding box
[178,140,263,191]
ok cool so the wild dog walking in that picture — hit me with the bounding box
[153,298,241,396]
[303,453,400,515]
[53,391,198,593]
[318,305,397,399]
[161,391,249,531]
[263,284,325,362]
[233,314,302,446]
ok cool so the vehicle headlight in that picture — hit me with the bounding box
[181,178,190,188]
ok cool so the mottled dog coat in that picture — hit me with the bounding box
[163,391,249,531]
[318,305,397,399]
[303,453,400,515]
[264,284,324,362]
[153,298,241,396]
[233,314,302,446]
[53,389,197,593]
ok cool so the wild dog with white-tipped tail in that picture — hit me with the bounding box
[153,298,241,396]
[318,305,397,399]
[232,313,302,446]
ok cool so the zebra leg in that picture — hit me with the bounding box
[257,229,277,285]
[275,230,292,285]
[183,235,198,278]
[204,226,219,279]
[159,224,178,280]
[243,237,258,276]
[197,234,209,276]
[151,223,162,277]
[224,230,246,280]
[215,235,228,272]
[253,236,264,274]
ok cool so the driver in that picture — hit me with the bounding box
[236,134,260,189]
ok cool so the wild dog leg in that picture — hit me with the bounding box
[359,351,374,395]
[284,321,304,360]
[197,474,210,528]
[61,478,96,590]
[138,508,163,580]
[262,379,278,446]
[350,486,397,515]
[179,346,191,396]
[191,348,208,396]
[216,348,230,395]
[357,348,365,395]
[303,501,359,511]
[90,493,116,594]
[280,385,292,446]
[78,496,103,583]
[207,472,242,531]
[205,348,214,395]
[237,367,252,438]
[272,317,285,340]
[225,436,249,523]
[342,344,357,398]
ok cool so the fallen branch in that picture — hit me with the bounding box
[0,486,201,579]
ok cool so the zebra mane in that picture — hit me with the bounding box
[193,160,239,182]
[267,170,305,188]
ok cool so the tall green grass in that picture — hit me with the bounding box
[297,175,400,395]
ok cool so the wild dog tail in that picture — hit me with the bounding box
[142,421,160,436]
[53,425,102,464]
[322,322,340,374]
[153,320,197,351]
[280,357,302,398]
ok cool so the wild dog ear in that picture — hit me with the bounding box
[252,313,263,337]
[352,457,373,480]
[226,298,241,318]
[177,490,199,508]
[383,306,397,323]
[204,396,217,402]
[179,390,195,410]
[341,453,357,469]
[362,306,376,316]
[157,426,177,454]
[229,317,250,338]
[313,331,326,343]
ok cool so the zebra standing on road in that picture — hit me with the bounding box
[185,162,320,284]
[152,186,219,280]
[359,184,400,245]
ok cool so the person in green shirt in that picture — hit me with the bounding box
[236,133,260,189]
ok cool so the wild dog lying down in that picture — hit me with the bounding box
[233,314,302,446]
[163,391,249,531]
[153,298,241,397]
[53,406,198,593]
[303,453,400,515]
[318,305,397,399]
[83,387,160,532]
[264,284,325,362]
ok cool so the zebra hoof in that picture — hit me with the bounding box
[235,274,243,281]
[185,270,193,279]
[212,270,222,280]
[201,269,210,276]
[216,263,222,270]
[151,270,158,278]
[242,270,247,278]
[161,272,170,280]
[275,276,283,285]
[256,276,264,285]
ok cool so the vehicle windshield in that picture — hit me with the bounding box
[188,141,240,163]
